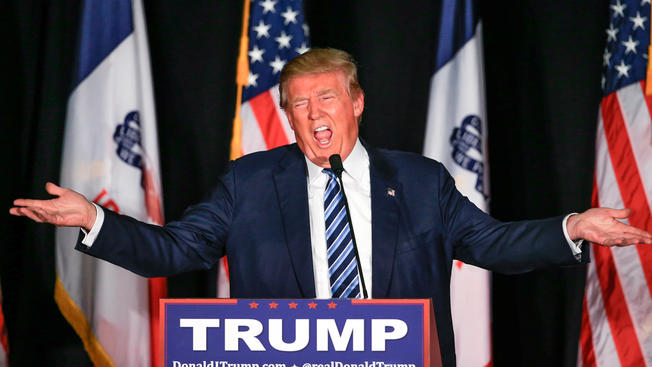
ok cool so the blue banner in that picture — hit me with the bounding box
[162,299,434,367]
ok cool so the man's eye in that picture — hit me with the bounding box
[294,101,308,108]
[321,96,334,102]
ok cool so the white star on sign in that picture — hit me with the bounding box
[260,0,277,14]
[603,49,611,66]
[281,6,298,25]
[249,45,265,63]
[630,11,647,30]
[296,42,310,55]
[253,20,271,39]
[275,30,292,49]
[622,35,639,54]
[615,59,631,78]
[302,23,310,37]
[606,23,619,42]
[269,55,286,74]
[611,0,626,17]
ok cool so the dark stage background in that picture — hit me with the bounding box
[1,1,609,366]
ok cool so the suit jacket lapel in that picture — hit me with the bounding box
[367,147,401,299]
[272,145,316,298]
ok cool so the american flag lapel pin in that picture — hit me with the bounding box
[386,187,395,197]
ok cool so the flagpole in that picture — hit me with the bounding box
[230,0,251,160]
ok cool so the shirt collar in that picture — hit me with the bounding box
[305,139,369,185]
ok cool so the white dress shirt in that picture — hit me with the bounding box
[305,139,372,299]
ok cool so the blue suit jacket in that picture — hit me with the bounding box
[77,143,585,366]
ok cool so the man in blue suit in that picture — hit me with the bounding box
[11,48,652,366]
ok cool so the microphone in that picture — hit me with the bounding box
[328,154,369,299]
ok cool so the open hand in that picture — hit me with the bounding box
[10,182,96,231]
[566,208,652,246]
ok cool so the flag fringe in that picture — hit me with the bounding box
[54,275,115,367]
[0,300,7,360]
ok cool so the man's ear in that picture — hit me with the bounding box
[285,111,296,131]
[352,91,364,118]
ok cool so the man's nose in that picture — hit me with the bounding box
[308,102,322,120]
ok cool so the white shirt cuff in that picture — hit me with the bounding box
[562,213,584,259]
[80,202,104,247]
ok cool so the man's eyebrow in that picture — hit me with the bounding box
[317,89,336,96]
[290,89,337,104]
[290,96,308,106]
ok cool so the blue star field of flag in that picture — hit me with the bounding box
[602,0,651,95]
[243,0,310,102]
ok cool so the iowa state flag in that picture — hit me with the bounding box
[55,0,166,366]
[423,0,491,366]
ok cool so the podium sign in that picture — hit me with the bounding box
[161,299,440,367]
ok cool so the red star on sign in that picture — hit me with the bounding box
[327,301,337,309]
[308,302,317,309]
[268,302,278,309]
[288,302,298,309]
[249,301,259,309]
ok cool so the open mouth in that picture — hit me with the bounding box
[313,125,332,147]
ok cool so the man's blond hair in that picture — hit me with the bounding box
[279,48,363,109]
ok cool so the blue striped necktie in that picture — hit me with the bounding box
[323,169,361,298]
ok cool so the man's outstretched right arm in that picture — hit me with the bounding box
[10,176,234,278]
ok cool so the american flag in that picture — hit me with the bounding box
[579,1,652,366]
[218,0,309,297]
[240,0,308,155]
